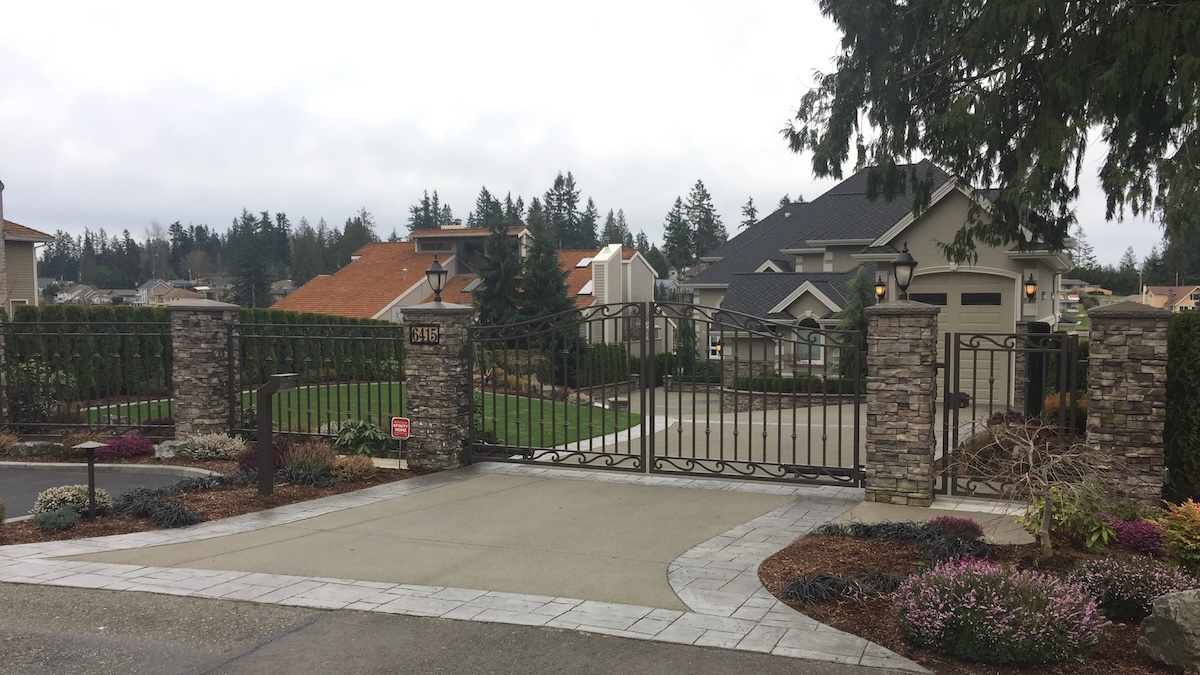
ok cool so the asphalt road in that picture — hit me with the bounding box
[0,468,184,518]
[0,584,909,675]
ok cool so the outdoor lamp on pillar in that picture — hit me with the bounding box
[892,242,917,300]
[714,339,723,356]
[426,255,448,302]
[1024,274,1038,303]
[874,276,887,302]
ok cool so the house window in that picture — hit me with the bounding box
[794,318,824,364]
[908,293,948,306]
[8,299,27,314]
[961,292,1003,306]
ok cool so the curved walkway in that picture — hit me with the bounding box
[0,464,927,673]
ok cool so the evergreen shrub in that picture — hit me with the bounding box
[1167,311,1200,502]
[32,485,113,517]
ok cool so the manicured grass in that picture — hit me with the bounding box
[478,393,641,448]
[87,383,641,448]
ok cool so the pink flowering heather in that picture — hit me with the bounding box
[1068,557,1199,621]
[892,558,1107,665]
[95,433,155,460]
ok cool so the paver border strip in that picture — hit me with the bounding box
[0,463,928,672]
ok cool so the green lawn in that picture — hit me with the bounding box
[478,393,641,448]
[87,383,641,448]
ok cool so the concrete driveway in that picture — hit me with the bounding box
[70,472,792,610]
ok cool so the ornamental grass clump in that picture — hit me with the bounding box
[332,454,377,482]
[32,485,113,517]
[892,558,1107,665]
[287,441,337,475]
[178,433,246,461]
[1068,557,1199,621]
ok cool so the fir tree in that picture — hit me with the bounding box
[544,172,584,248]
[468,186,503,231]
[229,209,270,307]
[1070,225,1098,269]
[518,197,575,323]
[601,209,620,244]
[662,197,692,271]
[634,231,650,254]
[685,180,726,260]
[616,209,633,248]
[291,217,325,286]
[474,203,523,326]
[579,197,599,248]
[740,197,758,229]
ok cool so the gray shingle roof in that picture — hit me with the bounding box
[717,266,875,321]
[687,161,954,286]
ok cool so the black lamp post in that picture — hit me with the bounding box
[426,255,448,303]
[1024,274,1038,302]
[892,242,917,300]
[874,276,887,302]
[73,441,108,519]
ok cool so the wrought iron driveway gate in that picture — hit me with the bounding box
[467,302,864,486]
[937,330,1084,497]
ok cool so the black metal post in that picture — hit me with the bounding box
[256,373,299,497]
[85,447,97,519]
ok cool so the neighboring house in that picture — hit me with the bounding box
[0,181,55,313]
[55,283,101,305]
[274,227,658,344]
[1136,285,1200,313]
[161,287,204,304]
[194,276,233,301]
[1061,277,1112,296]
[135,279,174,306]
[269,279,295,304]
[682,161,1072,386]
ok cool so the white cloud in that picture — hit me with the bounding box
[0,0,1162,267]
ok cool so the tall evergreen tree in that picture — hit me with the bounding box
[518,198,574,322]
[686,180,726,259]
[1070,225,1098,269]
[291,217,325,286]
[502,193,524,227]
[616,209,633,248]
[644,246,670,278]
[740,197,758,229]
[474,205,523,326]
[662,197,692,271]
[336,208,380,268]
[407,191,438,232]
[229,209,270,307]
[601,209,621,244]
[579,197,599,248]
[468,186,503,231]
[544,172,584,248]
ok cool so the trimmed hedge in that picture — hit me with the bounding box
[733,373,862,395]
[237,309,403,387]
[1167,312,1200,503]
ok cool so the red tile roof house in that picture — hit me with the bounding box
[0,180,56,314]
[274,225,660,341]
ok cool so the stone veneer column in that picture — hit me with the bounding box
[403,302,474,471]
[168,299,240,437]
[864,301,940,506]
[1087,301,1169,504]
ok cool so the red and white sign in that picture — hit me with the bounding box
[390,417,411,440]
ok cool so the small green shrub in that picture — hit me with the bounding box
[1068,557,1200,621]
[333,454,377,481]
[1159,499,1200,575]
[33,506,81,531]
[1019,481,1117,550]
[178,433,246,461]
[287,441,337,474]
[32,485,113,516]
[334,420,392,456]
[893,558,1107,665]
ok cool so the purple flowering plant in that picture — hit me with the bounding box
[1068,557,1199,621]
[1099,515,1166,557]
[96,433,155,460]
[927,515,984,540]
[892,558,1107,665]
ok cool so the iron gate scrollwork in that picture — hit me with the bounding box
[467,302,864,486]
[938,329,1084,498]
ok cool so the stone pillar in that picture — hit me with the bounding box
[864,301,941,506]
[1087,301,1169,504]
[404,302,474,471]
[168,300,240,437]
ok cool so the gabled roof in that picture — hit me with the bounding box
[273,241,444,319]
[687,204,817,285]
[718,267,874,321]
[1146,285,1200,308]
[409,226,525,238]
[686,161,954,287]
[2,220,54,242]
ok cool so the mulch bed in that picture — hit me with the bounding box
[0,463,417,547]
[759,535,1183,675]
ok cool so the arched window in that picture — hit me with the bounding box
[795,317,823,364]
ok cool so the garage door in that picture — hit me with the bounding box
[908,272,1016,411]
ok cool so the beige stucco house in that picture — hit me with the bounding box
[683,161,1072,386]
[0,180,55,313]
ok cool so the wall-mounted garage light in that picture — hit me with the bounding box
[1024,274,1038,303]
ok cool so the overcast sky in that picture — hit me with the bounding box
[0,1,1160,266]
